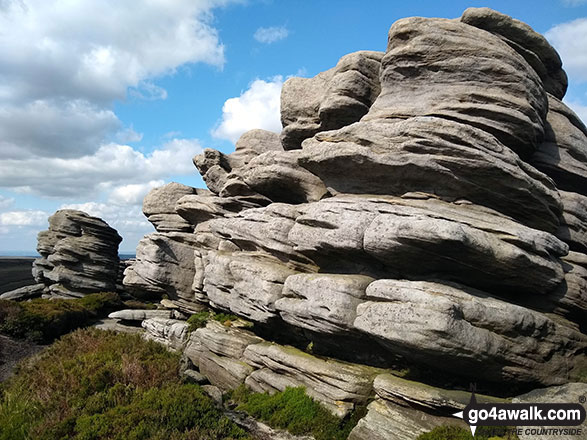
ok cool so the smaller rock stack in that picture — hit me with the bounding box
[31,210,122,298]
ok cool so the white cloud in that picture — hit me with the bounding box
[562,0,587,5]
[128,81,169,101]
[0,0,232,159]
[59,201,154,252]
[546,18,587,82]
[0,0,228,104]
[0,138,203,197]
[109,180,165,205]
[115,126,143,144]
[0,210,48,226]
[565,99,587,124]
[0,195,14,209]
[212,76,283,143]
[163,130,182,139]
[0,99,119,159]
[254,26,289,44]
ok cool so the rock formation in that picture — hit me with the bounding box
[30,209,121,298]
[121,7,587,439]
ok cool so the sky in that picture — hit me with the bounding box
[0,0,587,254]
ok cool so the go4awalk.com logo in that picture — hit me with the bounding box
[453,392,586,436]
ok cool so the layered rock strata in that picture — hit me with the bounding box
[30,210,121,298]
[123,7,587,438]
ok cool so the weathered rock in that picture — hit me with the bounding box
[32,210,121,297]
[224,150,329,204]
[362,211,564,295]
[370,16,547,157]
[556,252,587,326]
[176,193,267,225]
[141,318,189,351]
[93,318,145,334]
[244,342,383,417]
[373,374,505,413]
[108,309,173,321]
[143,182,204,232]
[354,279,587,385]
[122,9,587,425]
[123,232,199,301]
[557,191,587,252]
[299,118,561,232]
[230,129,284,167]
[289,196,567,295]
[348,399,465,440]
[276,274,374,334]
[203,251,300,322]
[193,320,262,359]
[181,369,208,384]
[207,203,309,262]
[202,384,224,405]
[160,298,179,309]
[461,7,567,99]
[0,283,45,300]
[281,50,383,150]
[198,349,255,390]
[529,95,587,195]
[513,383,587,440]
[193,149,233,195]
[184,331,205,366]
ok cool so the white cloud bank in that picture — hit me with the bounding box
[212,76,283,143]
[0,0,235,251]
[59,201,155,251]
[109,180,165,206]
[546,18,587,83]
[254,26,289,44]
[0,210,48,226]
[0,0,231,160]
[0,138,202,198]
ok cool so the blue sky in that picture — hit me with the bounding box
[1,0,586,253]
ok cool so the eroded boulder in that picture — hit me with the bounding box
[32,210,121,297]
[143,182,204,232]
[280,50,384,150]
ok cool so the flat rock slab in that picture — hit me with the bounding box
[348,399,466,440]
[108,309,173,321]
[0,283,45,300]
[373,374,506,413]
[513,383,587,440]
[244,342,384,417]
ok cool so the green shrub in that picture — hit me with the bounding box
[0,292,122,343]
[230,385,366,440]
[212,312,241,326]
[187,310,250,332]
[417,425,519,440]
[0,328,251,440]
[187,311,212,331]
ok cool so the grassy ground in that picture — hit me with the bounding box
[0,328,251,440]
[0,292,122,343]
[228,385,367,440]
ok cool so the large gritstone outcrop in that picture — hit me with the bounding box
[124,7,587,439]
[30,210,121,298]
